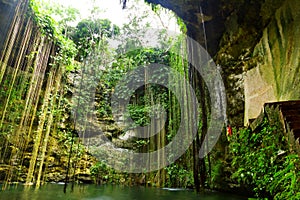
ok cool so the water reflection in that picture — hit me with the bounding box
[0,183,247,200]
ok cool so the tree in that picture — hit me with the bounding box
[71,18,120,60]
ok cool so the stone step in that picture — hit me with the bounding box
[281,110,300,116]
[265,100,300,141]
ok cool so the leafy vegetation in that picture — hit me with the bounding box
[2,0,299,196]
[228,109,300,199]
[29,0,78,66]
[70,18,120,60]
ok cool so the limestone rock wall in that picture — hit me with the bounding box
[146,0,298,127]
[244,0,300,125]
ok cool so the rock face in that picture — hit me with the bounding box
[244,1,300,124]
[146,0,226,55]
[146,0,299,126]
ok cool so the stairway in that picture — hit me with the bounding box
[264,100,300,140]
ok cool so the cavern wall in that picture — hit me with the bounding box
[146,0,299,126]
[244,1,300,125]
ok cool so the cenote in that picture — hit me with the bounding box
[0,184,247,200]
[0,0,300,200]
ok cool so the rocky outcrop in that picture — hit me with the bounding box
[0,133,97,184]
[146,0,226,55]
[145,0,299,127]
[244,1,300,124]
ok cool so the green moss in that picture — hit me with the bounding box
[254,0,300,100]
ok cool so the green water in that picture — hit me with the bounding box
[0,184,247,200]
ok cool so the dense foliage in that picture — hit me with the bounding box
[29,0,78,67]
[228,108,300,199]
[2,0,297,196]
[70,18,120,60]
[28,0,197,189]
[91,42,195,188]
